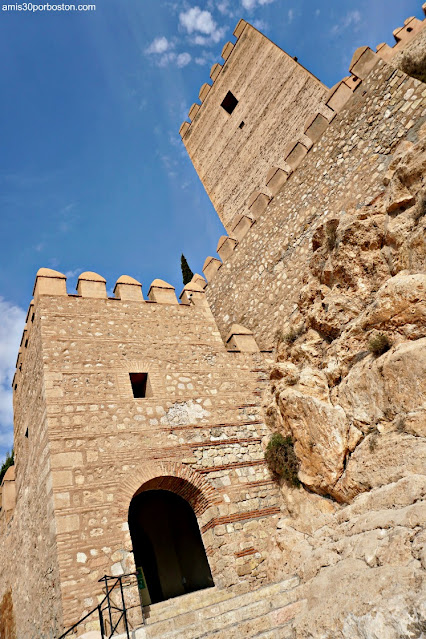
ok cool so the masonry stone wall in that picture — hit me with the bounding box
[1,276,284,637]
[181,21,328,233]
[0,300,63,639]
[205,59,426,349]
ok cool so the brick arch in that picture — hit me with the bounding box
[118,461,220,519]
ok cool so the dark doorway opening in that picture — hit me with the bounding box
[128,489,214,605]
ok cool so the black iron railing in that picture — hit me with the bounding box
[58,572,141,639]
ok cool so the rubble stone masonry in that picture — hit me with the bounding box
[205,59,426,348]
[0,276,281,637]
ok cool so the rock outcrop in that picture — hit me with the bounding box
[263,123,426,637]
[265,127,426,502]
[394,26,426,83]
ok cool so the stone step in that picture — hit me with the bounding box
[143,586,236,624]
[138,599,301,639]
[198,606,298,639]
[143,577,297,626]
[152,595,300,639]
[142,577,301,639]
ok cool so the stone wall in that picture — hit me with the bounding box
[1,272,285,637]
[181,21,328,233]
[205,58,426,349]
[0,298,63,639]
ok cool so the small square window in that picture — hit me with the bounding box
[129,373,152,399]
[221,91,238,115]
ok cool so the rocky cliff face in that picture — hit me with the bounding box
[394,26,426,83]
[263,124,426,637]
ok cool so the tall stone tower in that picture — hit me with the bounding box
[180,20,329,233]
[1,268,282,637]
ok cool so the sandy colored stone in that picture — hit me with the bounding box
[2,16,426,639]
[183,23,328,233]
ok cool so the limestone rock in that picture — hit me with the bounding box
[385,174,415,213]
[278,380,350,497]
[337,336,426,431]
[334,433,426,502]
[394,25,426,82]
[357,273,426,336]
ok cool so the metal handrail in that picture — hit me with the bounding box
[57,572,138,639]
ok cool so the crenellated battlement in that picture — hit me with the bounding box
[191,9,426,287]
[179,19,330,233]
[31,267,194,304]
[11,267,262,393]
[11,268,201,393]
[376,7,426,61]
[181,9,426,144]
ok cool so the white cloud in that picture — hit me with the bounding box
[217,1,230,15]
[145,36,191,69]
[242,0,275,10]
[176,52,192,68]
[179,6,225,45]
[179,7,216,34]
[146,36,173,55]
[156,52,177,67]
[195,55,210,66]
[288,8,294,24]
[192,27,226,46]
[64,268,82,279]
[252,19,268,31]
[206,0,235,18]
[155,51,192,68]
[0,298,26,454]
[331,10,362,35]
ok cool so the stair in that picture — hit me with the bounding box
[131,576,303,639]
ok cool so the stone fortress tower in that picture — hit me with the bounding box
[180,21,329,233]
[1,8,426,639]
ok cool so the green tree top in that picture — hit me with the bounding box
[0,450,14,485]
[181,254,194,286]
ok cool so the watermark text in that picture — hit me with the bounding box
[2,3,96,11]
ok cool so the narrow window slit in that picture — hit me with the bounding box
[221,91,238,115]
[130,373,152,398]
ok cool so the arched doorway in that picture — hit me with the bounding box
[128,489,214,605]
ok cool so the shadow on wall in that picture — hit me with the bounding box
[0,589,16,639]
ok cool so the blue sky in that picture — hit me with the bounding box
[0,0,423,459]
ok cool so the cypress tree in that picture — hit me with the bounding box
[0,449,14,485]
[181,254,194,286]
